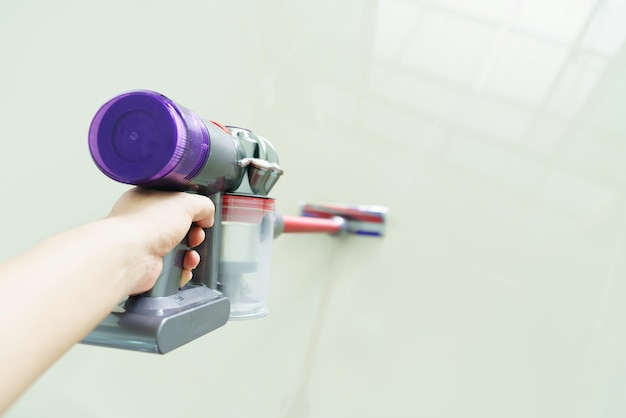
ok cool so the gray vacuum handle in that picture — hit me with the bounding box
[143,241,187,297]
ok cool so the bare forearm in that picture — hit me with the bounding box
[0,217,146,413]
[0,189,214,413]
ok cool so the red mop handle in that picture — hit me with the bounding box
[282,215,342,234]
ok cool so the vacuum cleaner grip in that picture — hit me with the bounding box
[142,240,188,297]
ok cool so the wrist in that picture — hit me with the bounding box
[71,217,153,297]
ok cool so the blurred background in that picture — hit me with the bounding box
[1,0,626,416]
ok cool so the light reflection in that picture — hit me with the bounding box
[582,0,626,54]
[356,0,626,218]
[290,0,626,217]
[515,0,597,44]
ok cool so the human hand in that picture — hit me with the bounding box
[108,187,215,294]
[0,187,214,410]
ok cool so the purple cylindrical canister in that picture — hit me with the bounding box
[89,90,243,192]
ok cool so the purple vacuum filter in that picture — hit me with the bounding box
[88,90,242,192]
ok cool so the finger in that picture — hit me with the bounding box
[179,269,193,288]
[187,225,206,248]
[183,194,215,228]
[179,250,200,288]
[183,249,201,271]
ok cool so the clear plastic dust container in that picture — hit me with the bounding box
[220,194,276,319]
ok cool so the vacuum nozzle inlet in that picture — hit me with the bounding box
[275,202,387,237]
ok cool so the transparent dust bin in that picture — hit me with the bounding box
[219,194,276,319]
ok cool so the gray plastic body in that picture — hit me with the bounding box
[84,91,283,354]
[184,121,245,194]
[82,285,229,354]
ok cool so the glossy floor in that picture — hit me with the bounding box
[2,0,626,417]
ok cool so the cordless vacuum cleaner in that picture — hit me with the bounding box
[82,90,386,354]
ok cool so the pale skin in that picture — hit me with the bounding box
[0,188,215,414]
